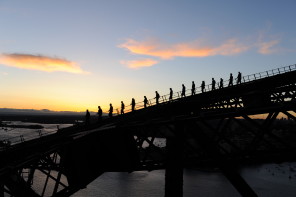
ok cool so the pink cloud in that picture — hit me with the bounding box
[120,59,158,69]
[257,40,280,54]
[0,53,88,74]
[118,38,250,60]
[119,35,282,69]
[212,39,250,55]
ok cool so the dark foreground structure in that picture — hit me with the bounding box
[0,65,296,197]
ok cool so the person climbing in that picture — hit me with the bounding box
[85,109,90,125]
[109,103,113,118]
[97,106,102,121]
[237,72,242,84]
[191,81,196,95]
[131,98,136,112]
[212,78,216,90]
[229,73,233,86]
[169,88,173,101]
[201,81,205,93]
[181,84,186,97]
[121,101,125,115]
[155,91,160,105]
[219,78,224,89]
[144,96,148,108]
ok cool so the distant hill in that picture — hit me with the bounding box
[0,108,100,124]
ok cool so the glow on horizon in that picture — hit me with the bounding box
[0,1,295,112]
[0,96,114,113]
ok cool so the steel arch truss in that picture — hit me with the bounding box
[184,110,296,167]
[203,83,296,110]
[132,125,167,170]
[1,152,76,197]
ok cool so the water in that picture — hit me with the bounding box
[1,121,296,196]
[0,121,72,145]
[70,163,296,197]
[240,163,296,196]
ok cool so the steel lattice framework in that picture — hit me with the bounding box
[0,64,296,197]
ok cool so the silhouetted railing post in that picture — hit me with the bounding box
[165,122,184,197]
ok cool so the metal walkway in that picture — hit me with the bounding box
[0,64,296,197]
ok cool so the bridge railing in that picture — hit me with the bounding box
[242,64,296,83]
[0,129,59,150]
[106,64,296,115]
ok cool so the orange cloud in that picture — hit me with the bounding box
[119,38,250,60]
[0,53,88,74]
[0,72,8,76]
[257,40,279,54]
[119,36,282,69]
[212,39,250,55]
[120,59,158,69]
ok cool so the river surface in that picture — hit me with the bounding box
[0,120,72,144]
[1,121,296,196]
[71,163,296,197]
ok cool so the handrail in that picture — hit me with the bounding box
[2,64,295,148]
[106,64,296,115]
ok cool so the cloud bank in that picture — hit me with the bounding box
[257,40,279,54]
[0,53,88,74]
[120,59,158,69]
[119,36,280,69]
[119,38,250,60]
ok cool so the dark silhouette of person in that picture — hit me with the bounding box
[144,96,148,108]
[181,84,186,97]
[109,103,113,118]
[191,81,196,95]
[229,73,233,86]
[201,81,205,93]
[212,78,216,90]
[155,91,160,104]
[169,88,173,101]
[121,101,125,114]
[85,109,90,125]
[97,106,102,121]
[237,72,242,84]
[131,98,136,112]
[219,78,224,89]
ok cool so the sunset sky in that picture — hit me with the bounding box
[0,0,295,112]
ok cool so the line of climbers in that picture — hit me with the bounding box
[85,72,242,123]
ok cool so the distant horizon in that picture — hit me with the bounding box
[0,108,98,115]
[0,107,293,120]
[0,1,295,112]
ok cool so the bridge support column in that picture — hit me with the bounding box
[4,173,40,197]
[0,182,4,197]
[165,123,184,197]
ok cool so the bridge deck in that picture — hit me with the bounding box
[0,64,295,197]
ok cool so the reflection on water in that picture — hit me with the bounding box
[240,163,296,197]
[71,169,240,197]
[72,162,296,197]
